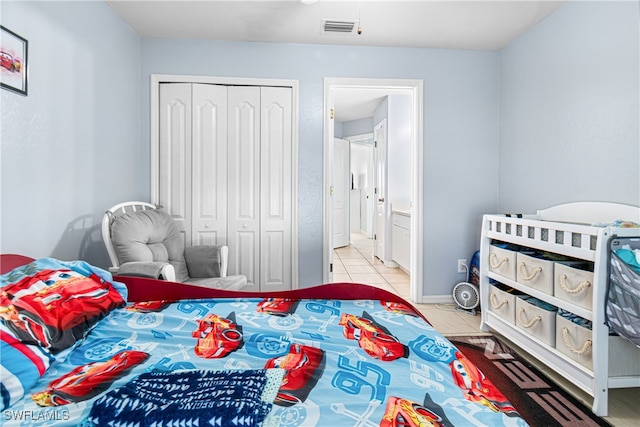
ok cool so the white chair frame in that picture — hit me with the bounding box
[101,201,229,280]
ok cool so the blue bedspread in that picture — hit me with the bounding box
[2,297,528,426]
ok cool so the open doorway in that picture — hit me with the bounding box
[323,78,423,303]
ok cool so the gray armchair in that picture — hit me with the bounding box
[101,202,246,290]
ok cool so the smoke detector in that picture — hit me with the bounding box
[321,19,358,35]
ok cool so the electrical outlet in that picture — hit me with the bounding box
[457,259,467,274]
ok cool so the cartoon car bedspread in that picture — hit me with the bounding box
[4,296,528,426]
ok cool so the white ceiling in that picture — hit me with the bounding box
[107,0,566,50]
[106,0,567,121]
[331,86,414,122]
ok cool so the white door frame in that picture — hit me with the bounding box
[373,119,387,263]
[150,74,299,289]
[323,77,424,303]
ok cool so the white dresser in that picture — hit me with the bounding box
[391,208,411,273]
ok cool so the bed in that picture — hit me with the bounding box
[0,254,527,426]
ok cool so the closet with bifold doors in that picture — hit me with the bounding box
[157,81,294,292]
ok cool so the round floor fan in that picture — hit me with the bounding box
[453,282,480,316]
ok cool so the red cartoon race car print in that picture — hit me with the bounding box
[449,351,518,416]
[257,298,299,316]
[380,300,419,317]
[0,269,125,353]
[126,300,170,313]
[31,350,149,406]
[264,343,326,407]
[340,312,409,361]
[380,393,454,427]
[192,312,243,358]
[0,50,20,72]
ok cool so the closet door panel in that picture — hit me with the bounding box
[263,230,285,287]
[260,87,292,290]
[192,84,228,246]
[228,86,261,289]
[156,80,294,291]
[159,83,192,246]
[236,231,257,284]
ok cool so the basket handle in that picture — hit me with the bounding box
[489,253,508,269]
[519,262,542,281]
[518,307,541,328]
[559,274,591,294]
[490,293,508,309]
[562,327,592,356]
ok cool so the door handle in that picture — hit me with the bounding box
[378,197,385,202]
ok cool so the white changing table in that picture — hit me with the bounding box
[479,202,640,416]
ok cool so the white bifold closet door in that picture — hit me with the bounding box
[158,83,292,291]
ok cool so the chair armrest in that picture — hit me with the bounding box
[184,245,229,278]
[115,261,176,281]
[219,246,228,278]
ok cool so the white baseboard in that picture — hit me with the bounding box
[416,294,455,304]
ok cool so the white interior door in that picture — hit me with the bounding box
[324,99,336,283]
[227,86,261,288]
[156,76,296,291]
[366,146,375,238]
[227,85,293,292]
[159,83,192,246]
[260,86,293,291]
[374,120,387,261]
[332,138,350,248]
[191,84,228,246]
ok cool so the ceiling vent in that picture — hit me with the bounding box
[321,19,357,35]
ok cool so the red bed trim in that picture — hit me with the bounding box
[118,275,405,302]
[0,254,36,274]
[0,254,426,321]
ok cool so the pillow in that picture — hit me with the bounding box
[184,245,221,278]
[1,326,52,410]
[0,258,126,354]
[110,209,189,282]
[0,258,128,300]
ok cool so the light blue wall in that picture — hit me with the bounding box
[342,117,374,137]
[140,40,500,290]
[387,94,413,209]
[499,0,640,213]
[8,2,634,296]
[333,120,344,138]
[0,1,141,266]
[0,1,501,295]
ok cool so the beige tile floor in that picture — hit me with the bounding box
[334,233,639,427]
[333,233,488,336]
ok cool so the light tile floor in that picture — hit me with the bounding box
[333,233,483,335]
[334,233,639,427]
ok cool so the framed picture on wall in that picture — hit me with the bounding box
[1,25,28,96]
